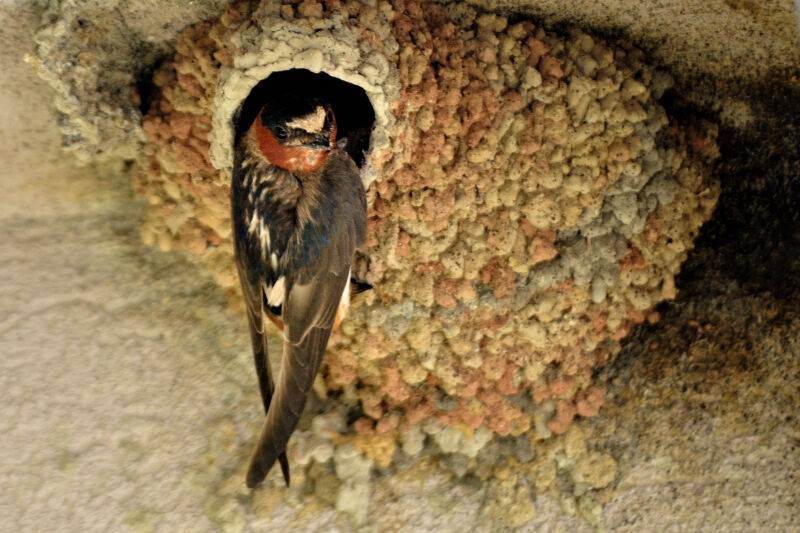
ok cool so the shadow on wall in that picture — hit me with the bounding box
[661,77,800,297]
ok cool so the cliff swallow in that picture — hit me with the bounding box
[231,95,367,488]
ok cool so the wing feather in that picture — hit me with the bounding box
[245,270,348,488]
[235,260,291,485]
[232,146,292,485]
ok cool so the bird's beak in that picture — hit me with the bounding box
[306,134,332,149]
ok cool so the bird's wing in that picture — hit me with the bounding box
[245,268,349,488]
[231,149,293,485]
[235,259,292,485]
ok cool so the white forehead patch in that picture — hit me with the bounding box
[286,106,326,133]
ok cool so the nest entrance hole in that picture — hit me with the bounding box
[234,69,376,169]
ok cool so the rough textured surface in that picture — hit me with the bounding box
[1,8,596,530]
[597,287,800,531]
[136,3,720,471]
[28,0,800,161]
[8,0,800,531]
[477,0,800,85]
[26,0,228,161]
[208,1,400,181]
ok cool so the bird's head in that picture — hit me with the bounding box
[251,97,337,174]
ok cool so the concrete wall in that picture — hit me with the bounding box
[2,1,798,531]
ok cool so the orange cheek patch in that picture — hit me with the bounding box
[254,110,331,174]
[253,111,295,168]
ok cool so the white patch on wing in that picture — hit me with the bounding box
[247,212,259,235]
[261,219,270,250]
[286,106,326,133]
[271,252,278,271]
[266,276,285,307]
[248,213,271,258]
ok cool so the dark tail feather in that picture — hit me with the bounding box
[279,454,290,486]
[245,373,311,488]
[247,314,292,488]
[246,272,345,488]
[246,332,329,488]
[255,329,290,486]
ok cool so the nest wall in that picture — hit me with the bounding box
[135,0,719,517]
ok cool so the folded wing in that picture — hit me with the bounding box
[245,269,348,488]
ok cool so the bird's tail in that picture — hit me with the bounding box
[247,271,347,488]
[245,329,331,488]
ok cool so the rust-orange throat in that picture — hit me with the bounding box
[253,108,336,174]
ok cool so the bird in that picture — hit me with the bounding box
[231,93,367,488]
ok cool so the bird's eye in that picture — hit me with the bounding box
[326,109,333,123]
[275,126,288,140]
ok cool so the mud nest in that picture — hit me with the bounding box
[136,0,719,476]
